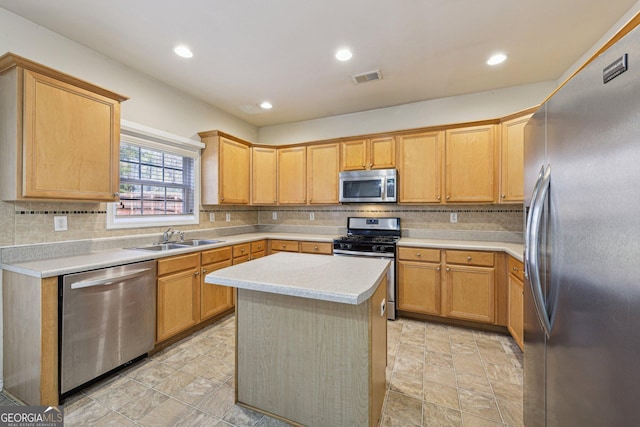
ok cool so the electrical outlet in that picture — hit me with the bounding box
[54,215,68,231]
[309,212,315,221]
[226,213,231,222]
[272,212,277,220]
[450,212,458,223]
[209,213,215,222]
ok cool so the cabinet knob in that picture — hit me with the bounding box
[446,267,451,272]
[113,192,120,197]
[203,269,208,274]
[416,252,421,257]
[501,194,506,198]
[362,164,366,168]
[369,163,373,168]
[513,266,519,271]
[467,256,472,261]
[314,246,319,250]
[241,248,245,253]
[436,196,441,201]
[221,197,225,201]
[436,266,441,271]
[258,245,262,250]
[194,271,200,276]
[446,195,450,200]
[282,244,286,248]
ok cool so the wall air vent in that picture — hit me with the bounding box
[351,69,383,84]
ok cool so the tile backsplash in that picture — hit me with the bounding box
[0,200,523,248]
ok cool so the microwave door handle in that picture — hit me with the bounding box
[381,178,386,200]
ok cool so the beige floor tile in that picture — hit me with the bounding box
[383,390,423,426]
[422,401,463,427]
[453,354,486,377]
[458,389,502,423]
[118,388,169,421]
[479,349,513,367]
[425,338,452,354]
[136,397,192,427]
[128,360,177,387]
[424,350,454,369]
[389,371,423,399]
[450,341,480,357]
[423,380,460,410]
[161,348,202,371]
[491,380,523,403]
[456,372,493,395]
[423,364,457,388]
[91,410,138,426]
[89,377,151,411]
[462,412,505,427]
[254,414,296,426]
[484,363,523,386]
[397,342,425,360]
[400,331,426,347]
[496,398,524,427]
[197,385,235,418]
[63,399,112,426]
[222,404,265,426]
[394,354,424,377]
[379,413,421,427]
[173,409,225,427]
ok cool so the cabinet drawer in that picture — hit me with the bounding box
[445,250,494,267]
[233,243,251,258]
[508,256,524,282]
[157,253,200,276]
[398,247,440,262]
[300,241,332,255]
[201,246,232,265]
[251,240,266,253]
[270,240,300,252]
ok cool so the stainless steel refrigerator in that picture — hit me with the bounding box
[524,25,640,426]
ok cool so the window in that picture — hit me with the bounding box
[107,121,204,229]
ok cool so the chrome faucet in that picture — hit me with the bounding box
[161,227,175,243]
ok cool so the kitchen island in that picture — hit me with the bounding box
[205,252,390,427]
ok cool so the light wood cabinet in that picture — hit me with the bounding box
[397,247,442,315]
[250,240,267,259]
[442,250,496,323]
[233,243,251,264]
[397,131,444,203]
[0,53,127,201]
[507,256,524,350]
[156,253,201,342]
[199,131,251,205]
[500,114,532,203]
[269,239,300,253]
[277,146,307,204]
[444,124,497,203]
[307,143,340,204]
[300,241,333,255]
[200,247,233,321]
[251,146,277,205]
[341,136,395,171]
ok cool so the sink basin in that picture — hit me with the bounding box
[177,239,223,246]
[131,243,190,251]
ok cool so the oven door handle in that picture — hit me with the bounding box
[333,249,395,258]
[70,267,153,290]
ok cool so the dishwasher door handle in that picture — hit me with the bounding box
[70,267,153,290]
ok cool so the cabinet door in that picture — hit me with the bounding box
[300,241,333,255]
[443,265,495,323]
[157,267,200,342]
[341,139,368,171]
[278,146,306,204]
[500,115,531,203]
[445,124,496,203]
[397,131,443,203]
[219,137,250,204]
[370,136,395,169]
[252,146,277,205]
[23,70,119,201]
[398,260,441,315]
[508,273,524,350]
[307,143,339,204]
[201,259,234,321]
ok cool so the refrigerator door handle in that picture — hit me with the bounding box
[524,165,545,280]
[528,164,553,337]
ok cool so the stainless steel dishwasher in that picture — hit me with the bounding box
[60,259,156,397]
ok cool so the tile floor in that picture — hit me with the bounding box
[1,315,524,426]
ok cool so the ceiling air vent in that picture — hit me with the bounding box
[351,69,383,84]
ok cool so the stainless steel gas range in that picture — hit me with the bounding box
[333,217,400,320]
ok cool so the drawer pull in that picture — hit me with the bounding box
[467,256,472,261]
[194,271,199,276]
[241,248,245,253]
[436,266,441,271]
[446,267,450,272]
[202,269,208,274]
[513,266,519,271]
[416,252,421,257]
[282,244,286,248]
[314,246,319,250]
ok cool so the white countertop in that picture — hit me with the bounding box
[0,231,523,278]
[205,252,390,305]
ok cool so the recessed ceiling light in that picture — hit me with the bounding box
[174,45,193,58]
[335,48,353,62]
[260,101,273,110]
[487,53,507,66]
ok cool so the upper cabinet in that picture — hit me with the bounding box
[251,146,277,205]
[278,146,307,204]
[397,131,444,203]
[500,113,533,203]
[341,136,395,171]
[444,124,497,203]
[0,53,127,201]
[199,131,251,205]
[307,143,340,204]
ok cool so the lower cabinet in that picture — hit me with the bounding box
[397,248,442,315]
[156,253,201,342]
[201,247,233,322]
[251,240,266,259]
[507,256,524,350]
[300,241,333,255]
[269,239,300,253]
[398,248,497,325]
[233,243,251,264]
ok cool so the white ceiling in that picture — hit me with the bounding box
[1,1,637,127]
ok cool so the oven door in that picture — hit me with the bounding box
[333,251,397,320]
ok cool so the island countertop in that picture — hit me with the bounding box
[205,252,390,305]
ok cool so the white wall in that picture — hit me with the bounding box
[258,81,557,145]
[0,8,258,143]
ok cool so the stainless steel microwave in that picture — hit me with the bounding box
[339,169,397,203]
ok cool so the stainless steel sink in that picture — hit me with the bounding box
[130,243,190,251]
[177,239,223,246]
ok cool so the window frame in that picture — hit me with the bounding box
[107,121,204,230]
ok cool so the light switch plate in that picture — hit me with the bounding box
[226,213,231,222]
[309,212,315,221]
[54,215,68,231]
[209,213,215,222]
[272,212,277,220]
[450,213,458,223]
